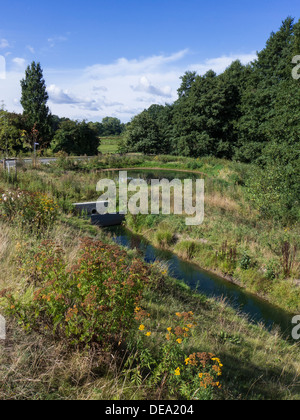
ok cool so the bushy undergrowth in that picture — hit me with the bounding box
[3,238,151,348]
[126,309,223,400]
[0,231,225,400]
[0,188,58,235]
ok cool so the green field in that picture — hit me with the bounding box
[98,136,123,154]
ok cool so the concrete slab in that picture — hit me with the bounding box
[91,214,126,227]
[73,201,108,215]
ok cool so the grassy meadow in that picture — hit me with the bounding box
[98,136,123,154]
[0,154,299,400]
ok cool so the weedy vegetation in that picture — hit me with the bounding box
[0,156,299,400]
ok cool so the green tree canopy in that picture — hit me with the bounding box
[236,17,300,162]
[20,61,52,147]
[50,119,100,156]
[0,105,24,156]
[100,117,125,136]
[122,104,173,155]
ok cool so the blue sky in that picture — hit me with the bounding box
[0,0,299,122]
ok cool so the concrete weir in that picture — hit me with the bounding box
[91,213,126,227]
[73,201,125,227]
[73,201,108,216]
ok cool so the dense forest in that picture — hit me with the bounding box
[123,18,300,161]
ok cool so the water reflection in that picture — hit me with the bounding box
[99,168,295,341]
[107,225,294,340]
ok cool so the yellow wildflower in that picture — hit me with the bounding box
[175,367,181,376]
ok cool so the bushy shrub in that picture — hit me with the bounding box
[3,238,152,348]
[239,252,252,270]
[0,189,58,235]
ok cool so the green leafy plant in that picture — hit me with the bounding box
[126,310,223,400]
[0,189,58,235]
[3,238,152,348]
[239,252,252,270]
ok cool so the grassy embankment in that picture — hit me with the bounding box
[10,153,299,314]
[99,154,300,314]
[0,155,299,400]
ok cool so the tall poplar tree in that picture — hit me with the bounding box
[20,61,51,147]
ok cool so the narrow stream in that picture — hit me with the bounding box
[107,225,294,340]
[99,169,295,340]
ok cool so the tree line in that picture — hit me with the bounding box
[123,17,300,162]
[121,17,300,224]
[0,61,125,157]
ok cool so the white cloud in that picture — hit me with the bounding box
[48,84,101,112]
[0,69,24,112]
[131,76,172,98]
[12,57,27,70]
[48,35,68,48]
[1,50,257,122]
[48,84,79,105]
[85,49,189,79]
[189,53,257,75]
[0,55,5,80]
[26,45,35,54]
[0,39,9,49]
[93,85,108,93]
